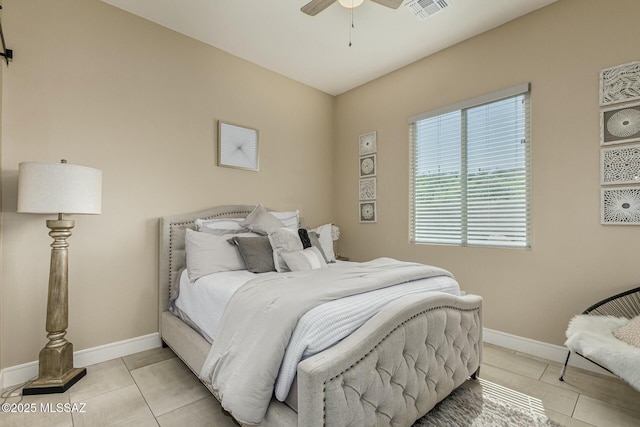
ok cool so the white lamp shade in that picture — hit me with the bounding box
[18,161,102,215]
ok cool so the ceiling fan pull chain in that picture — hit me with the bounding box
[349,5,354,47]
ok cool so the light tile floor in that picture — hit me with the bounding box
[1,343,639,426]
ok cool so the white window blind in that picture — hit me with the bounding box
[409,84,531,248]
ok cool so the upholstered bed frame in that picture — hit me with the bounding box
[159,205,483,426]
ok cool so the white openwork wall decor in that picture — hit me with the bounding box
[601,144,640,185]
[601,102,640,145]
[601,187,640,224]
[358,131,377,223]
[359,154,376,178]
[600,61,640,106]
[359,201,377,223]
[599,61,640,226]
[359,177,376,200]
[359,131,377,156]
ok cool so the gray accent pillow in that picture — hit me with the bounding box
[240,204,285,235]
[308,231,328,263]
[313,223,336,262]
[228,236,276,273]
[267,228,304,272]
[281,247,327,271]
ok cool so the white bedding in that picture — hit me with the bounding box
[174,261,461,402]
[174,269,255,342]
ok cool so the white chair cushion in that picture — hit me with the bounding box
[565,314,640,391]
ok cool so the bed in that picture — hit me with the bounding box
[159,205,483,426]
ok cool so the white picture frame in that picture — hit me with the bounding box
[600,61,640,106]
[359,131,377,156]
[601,144,640,185]
[359,201,377,223]
[359,178,376,200]
[600,102,640,145]
[359,154,376,178]
[217,121,259,171]
[601,186,640,224]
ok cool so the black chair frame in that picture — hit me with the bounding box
[559,286,640,382]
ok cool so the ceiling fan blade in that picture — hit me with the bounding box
[370,0,404,9]
[301,0,337,16]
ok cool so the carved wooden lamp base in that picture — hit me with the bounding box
[23,367,86,395]
[23,340,86,395]
[22,219,86,395]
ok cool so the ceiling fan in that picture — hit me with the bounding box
[301,0,404,16]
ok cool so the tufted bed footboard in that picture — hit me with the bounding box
[162,291,482,427]
[296,292,482,427]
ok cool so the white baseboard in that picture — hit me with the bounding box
[1,332,162,390]
[1,328,610,390]
[483,327,612,376]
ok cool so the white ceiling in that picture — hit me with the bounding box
[102,0,557,95]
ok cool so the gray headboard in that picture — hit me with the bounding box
[158,205,257,323]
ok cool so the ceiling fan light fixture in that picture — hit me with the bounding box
[338,0,365,9]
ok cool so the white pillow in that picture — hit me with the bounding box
[271,210,300,230]
[267,228,304,272]
[185,229,255,281]
[240,204,285,235]
[281,247,327,271]
[195,218,244,235]
[313,224,336,262]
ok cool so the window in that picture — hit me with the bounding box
[409,84,531,248]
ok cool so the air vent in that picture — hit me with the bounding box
[405,0,451,20]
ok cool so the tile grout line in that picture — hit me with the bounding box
[125,356,162,426]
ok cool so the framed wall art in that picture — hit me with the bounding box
[601,102,640,145]
[359,177,376,200]
[217,121,259,171]
[600,61,640,106]
[359,201,377,223]
[601,144,640,185]
[601,186,640,224]
[359,154,376,178]
[359,131,377,156]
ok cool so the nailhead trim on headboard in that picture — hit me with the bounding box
[162,206,256,306]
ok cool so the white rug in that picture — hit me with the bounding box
[414,379,562,427]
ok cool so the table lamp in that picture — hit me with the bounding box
[17,159,102,394]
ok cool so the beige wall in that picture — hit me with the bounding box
[2,0,639,369]
[333,0,640,345]
[0,0,334,368]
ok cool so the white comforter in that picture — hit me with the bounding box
[275,273,459,400]
[174,260,460,401]
[175,262,460,401]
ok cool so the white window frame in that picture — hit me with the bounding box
[409,83,531,249]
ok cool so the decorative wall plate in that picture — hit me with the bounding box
[600,61,640,106]
[601,144,640,185]
[359,154,376,178]
[359,177,376,200]
[359,201,377,223]
[359,131,377,156]
[601,186,640,224]
[601,102,640,145]
[218,121,259,171]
